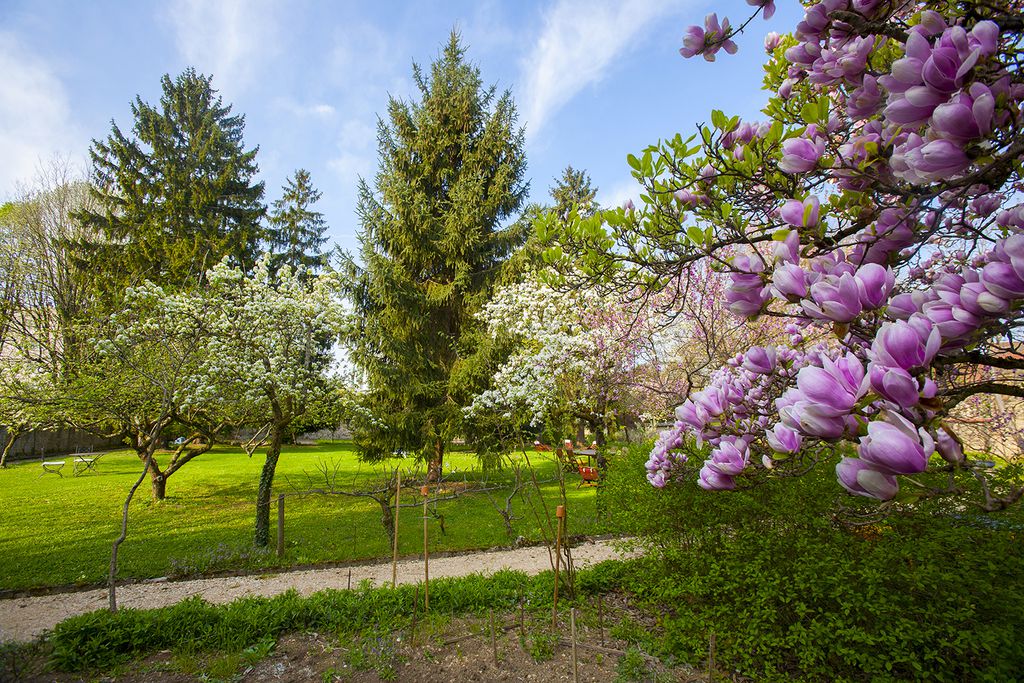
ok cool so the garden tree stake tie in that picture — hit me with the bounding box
[422,484,430,611]
[553,504,565,628]
[392,469,401,588]
[276,494,285,559]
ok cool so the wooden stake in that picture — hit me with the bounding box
[598,594,605,646]
[490,608,498,666]
[552,504,565,628]
[421,484,430,611]
[519,598,525,641]
[570,608,579,683]
[708,631,716,682]
[276,494,285,558]
[411,585,419,646]
[392,469,401,588]
[347,568,352,591]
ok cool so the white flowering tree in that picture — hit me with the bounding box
[83,282,223,500]
[83,283,213,611]
[178,257,345,547]
[468,273,670,447]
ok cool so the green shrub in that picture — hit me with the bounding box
[600,440,1024,681]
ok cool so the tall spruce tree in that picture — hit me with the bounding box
[77,68,265,293]
[267,169,329,275]
[345,32,528,480]
[551,165,599,220]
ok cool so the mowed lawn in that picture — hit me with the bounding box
[0,442,605,591]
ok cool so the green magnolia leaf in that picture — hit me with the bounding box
[800,102,819,124]
[686,225,704,245]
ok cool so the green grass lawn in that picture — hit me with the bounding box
[0,442,607,591]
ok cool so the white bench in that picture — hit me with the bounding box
[40,461,66,477]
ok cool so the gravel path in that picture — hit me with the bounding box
[0,539,633,643]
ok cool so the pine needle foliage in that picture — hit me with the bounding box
[267,168,329,276]
[76,68,265,295]
[344,32,529,476]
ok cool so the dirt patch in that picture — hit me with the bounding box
[11,597,700,682]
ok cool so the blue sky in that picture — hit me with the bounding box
[0,0,803,256]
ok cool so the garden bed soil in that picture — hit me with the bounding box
[11,596,698,682]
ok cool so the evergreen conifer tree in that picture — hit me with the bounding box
[77,68,265,293]
[550,165,599,219]
[344,32,528,480]
[267,169,329,275]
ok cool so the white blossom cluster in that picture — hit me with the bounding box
[467,274,649,428]
[102,256,348,424]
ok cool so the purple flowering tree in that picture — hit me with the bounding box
[538,1,1024,510]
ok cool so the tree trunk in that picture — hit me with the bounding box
[380,496,395,545]
[254,426,284,547]
[109,450,156,612]
[146,458,167,501]
[0,427,20,468]
[427,438,444,483]
[575,422,586,446]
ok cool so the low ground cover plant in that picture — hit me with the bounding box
[599,442,1024,681]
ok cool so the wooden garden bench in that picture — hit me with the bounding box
[577,464,600,487]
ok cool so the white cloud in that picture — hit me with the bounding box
[276,99,337,119]
[328,21,412,98]
[519,0,686,139]
[597,175,644,211]
[458,1,519,56]
[0,33,83,198]
[327,118,377,189]
[166,0,281,94]
[324,23,410,198]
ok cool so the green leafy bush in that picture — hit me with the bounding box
[600,441,1024,681]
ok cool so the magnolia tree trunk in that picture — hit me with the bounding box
[254,426,284,547]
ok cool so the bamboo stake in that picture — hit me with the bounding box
[347,568,352,590]
[708,631,716,682]
[519,598,525,641]
[411,585,419,646]
[421,484,430,611]
[598,594,605,646]
[553,504,565,628]
[570,608,579,683]
[490,608,498,666]
[392,469,401,588]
